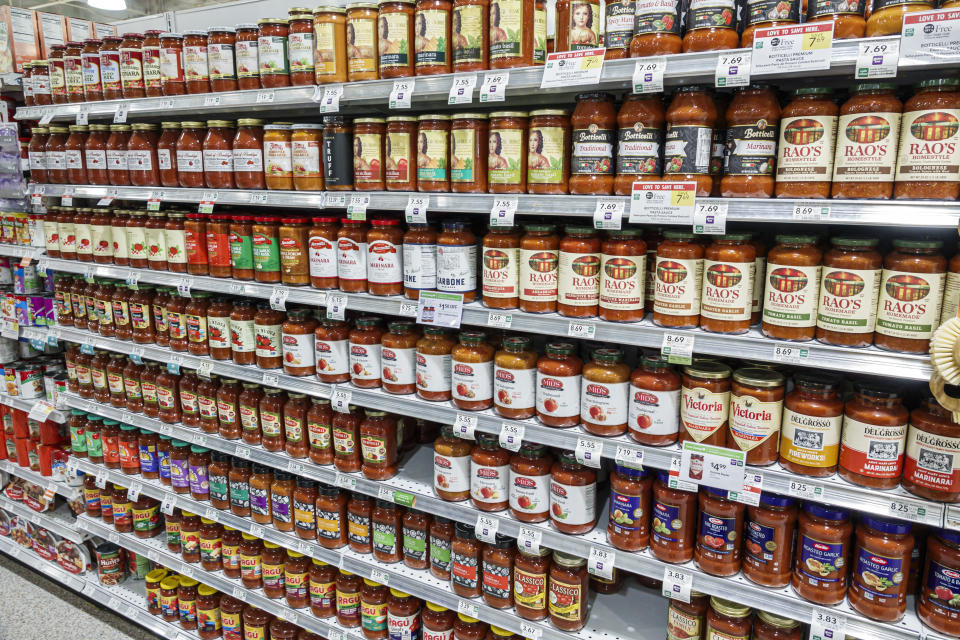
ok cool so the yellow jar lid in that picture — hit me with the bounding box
[160,576,181,589]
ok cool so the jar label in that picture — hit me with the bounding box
[482,558,512,600]
[239,404,259,433]
[435,452,470,493]
[896,108,960,183]
[170,457,189,489]
[293,499,316,532]
[176,149,203,173]
[414,8,448,66]
[239,552,262,580]
[617,123,664,175]
[490,0,524,59]
[700,258,753,320]
[217,399,237,425]
[383,345,416,386]
[288,32,315,73]
[309,234,338,279]
[106,149,128,172]
[100,52,120,90]
[686,0,736,29]
[309,418,331,450]
[227,318,253,353]
[317,338,349,376]
[610,488,646,539]
[323,131,354,187]
[65,149,82,171]
[165,229,187,264]
[729,394,783,452]
[202,149,233,176]
[654,256,703,316]
[833,112,901,183]
[551,479,596,526]
[362,433,387,462]
[85,149,106,173]
[378,13,412,70]
[509,470,549,516]
[368,239,402,284]
[494,364,536,411]
[338,237,368,283]
[159,47,183,82]
[853,546,905,600]
[386,131,414,184]
[471,461,509,504]
[253,232,280,273]
[816,266,881,334]
[362,601,388,632]
[29,152,45,172]
[451,129,476,183]
[156,148,172,171]
[399,525,426,562]
[667,604,702,640]
[762,263,821,328]
[283,332,316,372]
[207,43,235,79]
[82,53,101,88]
[520,248,559,303]
[236,40,259,78]
[534,5,547,62]
[417,129,449,183]
[600,252,646,312]
[207,315,230,349]
[66,57,84,94]
[839,415,908,479]
[925,561,960,613]
[549,576,583,622]
[139,444,158,472]
[348,17,377,73]
[776,115,837,183]
[292,139,321,178]
[46,151,65,171]
[178,598,197,625]
[451,550,479,588]
[514,566,547,610]
[629,385,680,436]
[663,124,712,175]
[190,463,210,496]
[604,0,635,47]
[263,561,285,591]
[404,242,438,291]
[876,269,945,339]
[437,243,477,294]
[430,534,451,572]
[571,127,614,175]
[141,380,158,407]
[261,410,282,437]
[743,519,779,567]
[483,246,519,298]
[634,0,682,35]
[198,394,217,420]
[120,48,143,88]
[581,379,628,426]
[333,425,356,455]
[453,4,484,63]
[355,133,383,183]
[707,626,749,640]
[489,127,524,184]
[229,480,249,509]
[389,612,421,640]
[265,140,293,177]
[780,408,842,468]
[255,322,282,358]
[373,521,398,554]
[536,372,580,419]
[184,45,209,81]
[520,125,565,184]
[230,231,254,271]
[724,121,778,176]
[348,512,370,545]
[453,358,493,402]
[315,23,338,76]
[350,342,382,381]
[209,472,228,502]
[559,250,600,308]
[904,424,960,492]
[167,310,186,340]
[697,508,737,555]
[681,386,730,442]
[92,224,113,257]
[250,485,270,516]
[156,384,176,409]
[199,535,221,564]
[232,147,263,173]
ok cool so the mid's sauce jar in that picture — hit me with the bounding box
[580,348,629,436]
[680,361,731,448]
[628,353,681,446]
[793,503,852,605]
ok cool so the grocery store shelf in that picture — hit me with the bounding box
[15,36,946,123]
[0,534,189,640]
[0,496,86,543]
[40,261,933,381]
[0,392,66,423]
[0,73,22,94]
[0,243,44,259]
[65,397,946,640]
[0,459,80,500]
[20,183,960,228]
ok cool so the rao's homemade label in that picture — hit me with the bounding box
[655,257,704,317]
[817,267,882,334]
[763,263,821,328]
[701,260,754,322]
[833,112,901,183]
[777,115,838,183]
[895,109,960,183]
[559,251,601,309]
[780,408,842,469]
[600,254,645,311]
[483,247,519,299]
[520,249,558,304]
[876,269,945,340]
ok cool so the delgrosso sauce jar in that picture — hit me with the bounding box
[902,396,960,503]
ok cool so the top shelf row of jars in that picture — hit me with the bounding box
[14,0,952,122]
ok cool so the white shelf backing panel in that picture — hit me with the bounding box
[19,183,960,228]
[0,459,80,500]
[16,36,946,123]
[41,263,932,382]
[63,393,950,640]
[0,496,87,543]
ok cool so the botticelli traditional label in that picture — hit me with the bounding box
[895,109,960,183]
[681,386,730,442]
[777,115,838,183]
[489,127,524,184]
[528,126,566,185]
[904,424,960,493]
[876,269,945,339]
[559,251,601,308]
[654,257,704,316]
[617,123,663,175]
[817,267,882,333]
[600,253,645,311]
[453,4,484,64]
[833,112,901,183]
[571,126,615,175]
[780,408,842,468]
[724,121,778,176]
[665,125,712,175]
[839,416,908,479]
[701,260,754,321]
[483,246,519,299]
[762,263,821,328]
[729,393,783,452]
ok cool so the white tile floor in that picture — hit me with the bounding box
[0,554,156,640]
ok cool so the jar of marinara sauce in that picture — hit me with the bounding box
[381,322,418,395]
[875,238,946,354]
[918,529,960,636]
[519,224,559,313]
[470,433,509,511]
[904,395,960,503]
[680,361,731,448]
[438,220,477,302]
[700,233,755,334]
[580,348,629,437]
[435,425,471,501]
[793,503,851,603]
[867,0,933,36]
[550,450,597,534]
[513,545,550,621]
[159,33,185,95]
[705,599,751,640]
[608,464,652,551]
[740,0,800,46]
[740,493,798,588]
[417,114,451,192]
[848,516,914,622]
[816,236,883,348]
[761,234,823,342]
[234,24,260,90]
[831,83,903,200]
[493,337,536,419]
[654,230,704,329]
[338,218,369,293]
[207,27,237,92]
[694,487,745,577]
[839,382,910,487]
[629,353,681,446]
[558,226,601,318]
[452,331,494,410]
[727,367,784,466]
[569,93,615,195]
[308,216,339,289]
[183,30,211,93]
[350,317,386,388]
[599,230,646,322]
[664,86,716,196]
[721,85,780,198]
[779,372,843,477]
[367,218,403,296]
[775,88,838,199]
[806,0,865,38]
[536,342,582,428]
[316,320,349,383]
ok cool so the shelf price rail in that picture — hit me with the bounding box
[0,495,87,543]
[0,459,80,500]
[64,393,948,640]
[35,258,933,381]
[53,320,944,528]
[19,183,960,229]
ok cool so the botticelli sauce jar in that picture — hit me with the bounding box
[569,92,615,195]
[663,86,716,196]
[720,84,780,198]
[614,94,664,195]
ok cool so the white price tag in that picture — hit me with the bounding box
[729,471,763,506]
[328,630,345,640]
[159,99,175,110]
[630,181,697,224]
[486,312,512,329]
[203,95,222,107]
[587,547,615,580]
[249,192,269,205]
[661,333,694,365]
[498,423,524,451]
[204,507,220,522]
[593,199,624,230]
[453,414,477,439]
[416,291,464,329]
[448,74,477,105]
[197,361,213,379]
[331,387,352,413]
[96,192,116,207]
[405,195,429,223]
[772,344,809,363]
[28,400,55,422]
[541,48,605,88]
[158,425,174,437]
[161,494,176,515]
[900,9,960,63]
[399,302,418,317]
[457,600,479,618]
[125,270,139,289]
[235,446,250,459]
[179,563,195,579]
[327,294,347,321]
[38,108,55,125]
[389,79,415,109]
[127,481,142,501]
[475,514,499,543]
[371,568,390,585]
[262,372,279,386]
[567,321,596,339]
[192,434,207,447]
[146,191,163,211]
[752,23,833,75]
[662,566,693,602]
[147,549,159,562]
[633,57,666,93]
[479,72,509,102]
[249,525,265,537]
[378,486,395,502]
[199,191,219,214]
[888,499,937,524]
[177,278,193,297]
[614,445,643,470]
[678,441,747,492]
[715,51,751,88]
[517,527,542,554]
[95,469,108,489]
[287,460,304,475]
[319,84,344,113]
[489,197,518,227]
[324,193,347,208]
[232,586,247,601]
[113,102,129,124]
[256,90,275,103]
[269,287,288,311]
[519,622,543,640]
[61,190,74,207]
[76,108,88,126]
[108,596,121,610]
[347,195,369,220]
[335,472,357,490]
[855,39,899,78]
[791,203,831,220]
[66,458,80,475]
[692,201,728,235]
[82,581,96,596]
[788,479,824,500]
[108,531,119,544]
[575,437,603,468]
[810,608,846,640]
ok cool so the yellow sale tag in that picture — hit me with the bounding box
[671,190,694,207]
[581,54,604,70]
[802,30,831,50]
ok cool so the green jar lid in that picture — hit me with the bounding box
[171,439,189,447]
[564,226,596,235]
[852,82,897,92]
[120,424,137,431]
[70,409,86,416]
[793,87,833,96]
[190,445,210,453]
[893,238,943,250]
[831,236,878,248]
[917,77,960,89]
[86,415,103,423]
[775,234,817,245]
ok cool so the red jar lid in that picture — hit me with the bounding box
[232,215,254,221]
[186,213,206,220]
[254,216,279,223]
[122,32,145,39]
[371,218,400,226]
[341,218,365,225]
[312,216,338,223]
[281,217,308,224]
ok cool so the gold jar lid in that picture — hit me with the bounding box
[385,116,417,122]
[452,112,488,120]
[237,118,264,126]
[314,5,347,13]
[109,124,131,131]
[355,117,386,124]
[258,18,290,25]
[529,109,569,116]
[552,551,586,567]
[181,121,207,128]
[683,360,732,380]
[710,597,751,618]
[733,367,785,388]
[206,120,235,127]
[48,126,70,133]
[89,124,109,131]
[68,125,89,132]
[131,123,158,131]
[417,114,450,121]
[160,121,180,129]
[346,3,379,10]
[756,612,799,629]
[489,111,529,118]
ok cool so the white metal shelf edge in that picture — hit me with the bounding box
[0,496,86,543]
[0,392,66,423]
[0,459,80,500]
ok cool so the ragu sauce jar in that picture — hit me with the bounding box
[680,361,731,448]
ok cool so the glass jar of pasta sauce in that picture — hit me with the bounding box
[233,119,265,190]
[614,95,663,196]
[385,116,418,191]
[793,502,853,605]
[727,367,785,466]
[654,230,704,329]
[527,109,569,194]
[519,224,559,314]
[629,354,681,446]
[848,516,914,622]
[482,225,520,309]
[183,30,211,94]
[680,361,731,448]
[839,382,909,490]
[775,88,839,199]
[580,348,629,437]
[761,235,822,342]
[875,238,946,354]
[918,529,960,636]
[806,0,866,38]
[694,487,745,577]
[902,397,960,503]
[535,342,581,428]
[487,111,527,194]
[742,493,797,588]
[608,464,652,551]
[664,86,716,196]
[700,233,755,334]
[558,226,601,318]
[493,337,536,420]
[779,373,843,477]
[569,92,615,195]
[548,551,588,631]
[831,83,903,200]
[417,114,451,192]
[705,599,751,640]
[599,230,646,322]
[207,26,237,92]
[816,236,883,348]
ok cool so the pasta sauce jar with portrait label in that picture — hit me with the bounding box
[680,361,731,447]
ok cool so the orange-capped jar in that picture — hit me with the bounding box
[779,373,844,477]
[379,0,416,78]
[839,382,909,490]
[903,397,960,503]
[382,322,419,395]
[99,36,123,100]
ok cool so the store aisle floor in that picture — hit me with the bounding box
[0,554,155,640]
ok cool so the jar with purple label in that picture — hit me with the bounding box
[138,429,159,479]
[792,503,852,605]
[157,435,172,483]
[250,464,273,526]
[848,516,914,622]
[170,440,191,494]
[189,445,211,501]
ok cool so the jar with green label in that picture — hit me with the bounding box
[488,111,528,194]
[229,215,255,280]
[252,215,282,283]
